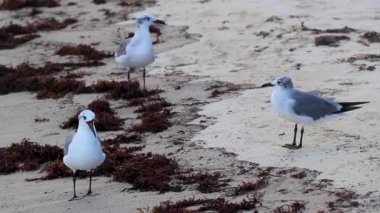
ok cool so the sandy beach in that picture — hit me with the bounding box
[0,0,380,212]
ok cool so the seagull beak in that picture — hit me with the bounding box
[261,83,274,88]
[86,120,97,137]
[153,19,166,25]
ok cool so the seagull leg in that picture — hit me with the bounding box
[69,171,78,201]
[283,124,302,149]
[298,127,305,148]
[292,123,298,146]
[87,170,93,195]
[127,68,130,80]
[142,68,146,90]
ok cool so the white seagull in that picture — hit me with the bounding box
[63,110,106,201]
[261,76,368,149]
[115,13,166,90]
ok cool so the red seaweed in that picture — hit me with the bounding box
[315,35,350,47]
[232,178,268,196]
[178,172,228,193]
[56,44,113,61]
[361,31,380,43]
[153,197,261,213]
[0,0,60,10]
[0,139,62,174]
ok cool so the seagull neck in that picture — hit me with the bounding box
[77,119,96,137]
[274,86,292,93]
[133,24,152,43]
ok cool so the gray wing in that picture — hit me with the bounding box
[64,135,74,156]
[115,39,130,57]
[290,89,340,120]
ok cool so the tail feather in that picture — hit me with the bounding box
[337,101,369,113]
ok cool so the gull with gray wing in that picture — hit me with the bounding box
[261,76,368,149]
[115,12,166,90]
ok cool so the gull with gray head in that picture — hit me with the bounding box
[261,76,368,149]
[63,109,106,201]
[115,12,166,90]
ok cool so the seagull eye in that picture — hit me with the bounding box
[277,81,282,85]
[83,116,87,120]
[145,17,150,21]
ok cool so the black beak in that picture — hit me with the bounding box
[261,83,274,88]
[153,19,166,25]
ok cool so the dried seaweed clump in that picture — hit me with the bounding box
[0,23,40,49]
[206,83,256,98]
[290,171,307,179]
[178,172,227,193]
[232,178,268,196]
[119,0,143,6]
[60,99,124,131]
[0,0,60,10]
[346,54,380,63]
[112,152,179,192]
[128,95,172,134]
[93,0,106,4]
[36,76,87,99]
[274,201,305,213]
[91,143,179,192]
[153,197,261,213]
[315,35,350,47]
[0,19,77,50]
[103,133,142,145]
[56,44,113,61]
[130,110,171,133]
[27,160,72,181]
[361,31,380,43]
[33,18,78,31]
[0,62,60,95]
[87,80,162,100]
[0,19,77,49]
[0,62,92,98]
[134,95,172,113]
[0,139,62,174]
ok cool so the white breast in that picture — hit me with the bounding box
[271,88,314,124]
[63,128,105,171]
[126,41,155,67]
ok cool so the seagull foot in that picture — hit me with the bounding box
[282,144,302,150]
[68,195,78,201]
[82,191,98,198]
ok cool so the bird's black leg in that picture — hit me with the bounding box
[127,68,130,80]
[299,127,305,148]
[142,68,146,90]
[69,171,78,201]
[292,123,298,146]
[87,170,92,195]
[283,123,302,149]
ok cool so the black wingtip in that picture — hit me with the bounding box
[337,101,369,113]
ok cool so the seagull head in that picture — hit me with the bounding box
[261,76,294,89]
[78,110,97,137]
[136,12,166,27]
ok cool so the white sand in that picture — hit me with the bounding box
[150,0,380,195]
[1,0,380,212]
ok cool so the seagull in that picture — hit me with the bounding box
[115,13,166,90]
[261,76,368,149]
[63,110,106,201]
